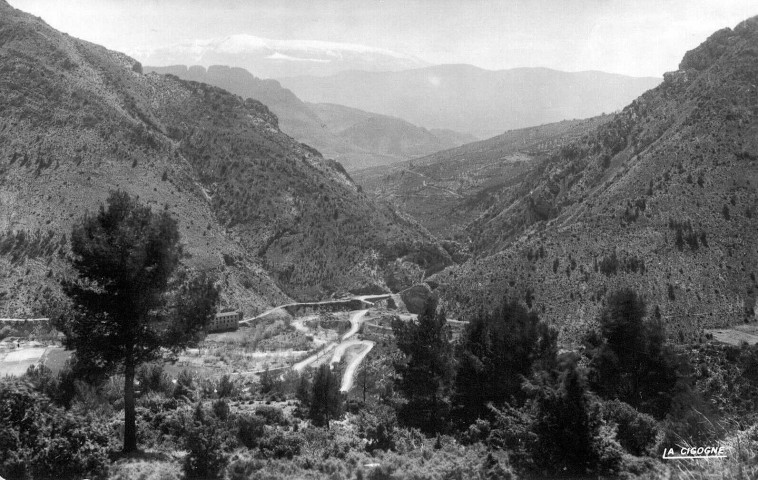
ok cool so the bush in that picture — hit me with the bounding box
[257,430,304,459]
[183,403,227,479]
[212,398,230,421]
[137,363,173,395]
[33,412,112,479]
[602,399,660,456]
[173,369,196,401]
[237,414,265,449]
[0,379,112,480]
[255,405,286,425]
[216,374,236,398]
[358,404,397,452]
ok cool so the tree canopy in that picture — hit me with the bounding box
[309,364,344,428]
[452,299,557,427]
[392,297,455,434]
[585,288,684,418]
[58,191,219,452]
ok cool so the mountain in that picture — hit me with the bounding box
[308,102,478,158]
[424,18,758,344]
[136,35,428,79]
[354,115,613,239]
[279,65,662,138]
[0,1,451,317]
[144,65,476,170]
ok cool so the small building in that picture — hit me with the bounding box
[208,311,242,332]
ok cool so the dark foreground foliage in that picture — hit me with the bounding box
[0,379,112,480]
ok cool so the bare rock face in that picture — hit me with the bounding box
[400,284,436,315]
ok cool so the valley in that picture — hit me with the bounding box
[1,1,758,479]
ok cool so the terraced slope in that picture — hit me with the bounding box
[0,1,451,316]
[431,18,758,344]
[355,116,612,239]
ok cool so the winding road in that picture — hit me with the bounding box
[338,340,374,392]
[246,295,394,392]
[289,308,379,391]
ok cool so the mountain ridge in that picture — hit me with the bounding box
[0,0,451,317]
[279,65,662,138]
[145,64,476,170]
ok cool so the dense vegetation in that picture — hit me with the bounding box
[5,286,758,479]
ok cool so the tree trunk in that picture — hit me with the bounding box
[123,358,137,453]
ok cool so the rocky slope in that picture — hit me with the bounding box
[280,65,661,138]
[428,18,758,344]
[145,65,475,170]
[0,1,451,317]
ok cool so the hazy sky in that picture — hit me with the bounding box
[9,0,758,77]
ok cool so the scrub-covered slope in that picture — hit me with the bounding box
[432,18,758,344]
[0,1,450,316]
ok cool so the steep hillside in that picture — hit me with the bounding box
[430,18,758,344]
[354,116,613,238]
[145,66,474,170]
[0,1,451,317]
[280,65,661,138]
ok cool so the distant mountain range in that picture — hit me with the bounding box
[0,1,452,316]
[135,35,428,79]
[280,65,662,138]
[145,65,476,170]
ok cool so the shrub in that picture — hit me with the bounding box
[137,363,173,395]
[216,374,236,398]
[237,414,265,449]
[212,398,230,421]
[257,430,303,459]
[32,411,112,479]
[173,369,196,401]
[601,399,660,456]
[255,405,286,425]
[183,403,227,479]
[358,404,397,452]
[0,379,112,480]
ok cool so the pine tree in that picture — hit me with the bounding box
[392,297,454,434]
[309,364,343,428]
[58,191,219,452]
[585,288,684,418]
[528,354,615,475]
[452,299,557,428]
